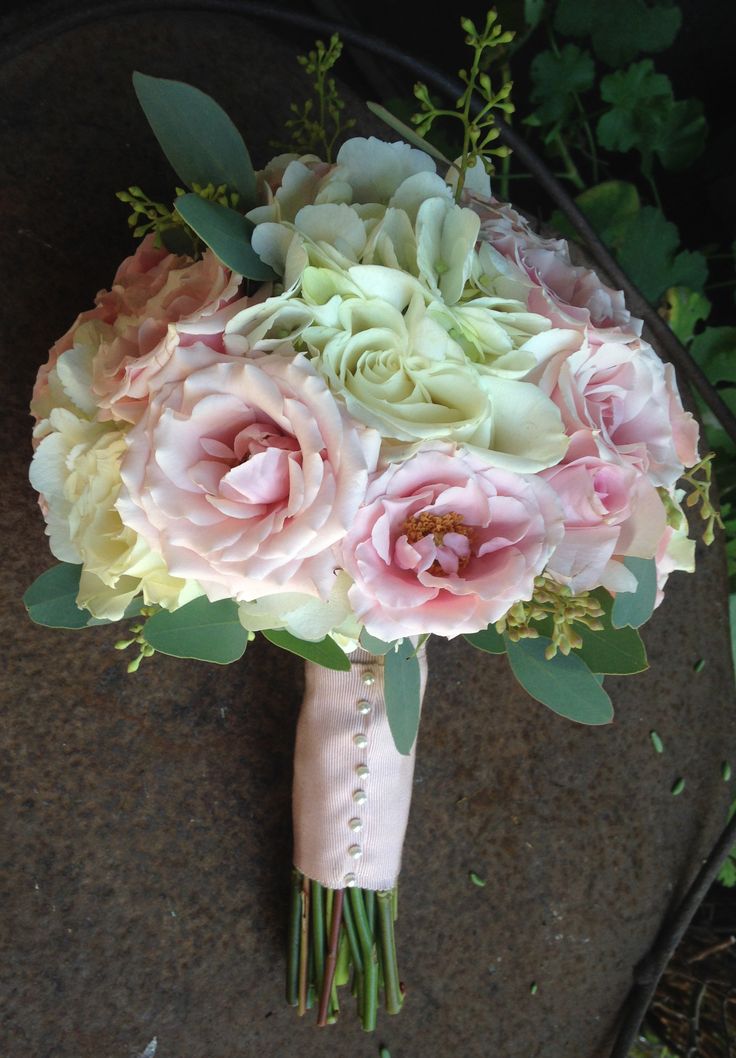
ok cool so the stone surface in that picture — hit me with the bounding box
[1,7,735,1058]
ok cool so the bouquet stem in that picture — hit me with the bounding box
[288,868,402,1030]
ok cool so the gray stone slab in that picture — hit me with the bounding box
[1,9,735,1058]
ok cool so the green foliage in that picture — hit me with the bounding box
[261,629,351,671]
[24,563,93,629]
[691,327,736,386]
[117,180,240,255]
[132,71,257,206]
[174,194,275,279]
[529,44,594,126]
[598,60,707,174]
[611,558,657,630]
[553,0,682,67]
[365,102,452,164]
[285,34,356,162]
[551,180,641,244]
[411,10,515,199]
[384,640,422,755]
[358,629,395,655]
[505,634,614,724]
[614,207,708,303]
[717,797,736,887]
[568,590,648,674]
[464,624,506,654]
[142,596,248,664]
[661,287,712,345]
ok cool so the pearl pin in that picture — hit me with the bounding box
[348,844,363,859]
[356,699,372,715]
[353,733,368,749]
[362,672,376,686]
[348,817,363,831]
[355,764,370,779]
[343,873,356,887]
[352,789,367,804]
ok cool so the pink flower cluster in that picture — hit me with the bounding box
[31,173,701,644]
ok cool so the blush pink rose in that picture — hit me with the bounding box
[469,197,639,333]
[117,347,380,603]
[31,235,245,426]
[535,337,699,488]
[92,243,244,422]
[540,432,666,593]
[339,443,565,640]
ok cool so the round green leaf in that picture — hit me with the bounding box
[175,194,275,280]
[143,596,247,664]
[133,72,256,205]
[24,563,89,629]
[261,629,351,671]
[505,635,614,725]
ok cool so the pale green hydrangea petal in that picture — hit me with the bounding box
[336,137,436,202]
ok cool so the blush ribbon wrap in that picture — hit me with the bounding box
[292,647,429,891]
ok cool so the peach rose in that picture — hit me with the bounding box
[339,443,564,640]
[117,347,380,603]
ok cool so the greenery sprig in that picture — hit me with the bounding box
[495,574,605,659]
[683,453,724,545]
[114,606,160,673]
[116,181,240,255]
[410,11,515,202]
[284,34,356,162]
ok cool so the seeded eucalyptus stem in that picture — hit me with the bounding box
[286,872,402,1028]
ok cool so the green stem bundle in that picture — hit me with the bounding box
[288,868,403,1030]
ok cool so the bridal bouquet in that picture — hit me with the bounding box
[25,15,717,1031]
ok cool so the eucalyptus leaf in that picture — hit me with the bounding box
[262,629,351,671]
[365,102,452,165]
[505,635,614,725]
[143,596,247,663]
[175,195,276,280]
[132,72,256,204]
[573,590,648,674]
[24,563,90,629]
[464,624,506,654]
[611,557,657,630]
[384,641,422,755]
[359,629,394,655]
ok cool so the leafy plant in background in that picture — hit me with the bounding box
[488,0,736,643]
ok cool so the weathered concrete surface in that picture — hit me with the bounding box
[1,9,735,1058]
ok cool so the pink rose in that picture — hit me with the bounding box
[540,432,666,592]
[339,443,564,640]
[535,336,699,488]
[93,243,244,422]
[117,347,380,603]
[470,197,639,333]
[31,235,245,427]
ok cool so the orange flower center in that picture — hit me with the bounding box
[400,511,475,577]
